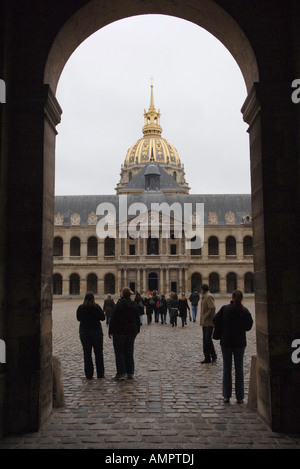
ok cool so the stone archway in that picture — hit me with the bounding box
[44,0,259,94]
[148,272,158,292]
[1,0,300,436]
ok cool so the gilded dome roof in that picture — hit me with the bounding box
[124,136,181,167]
[124,84,182,168]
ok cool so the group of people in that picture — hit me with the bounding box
[134,290,192,327]
[76,284,253,403]
[76,287,140,381]
[102,289,194,328]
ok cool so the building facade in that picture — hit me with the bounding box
[53,85,254,298]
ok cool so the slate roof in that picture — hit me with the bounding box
[54,192,252,226]
[118,162,186,193]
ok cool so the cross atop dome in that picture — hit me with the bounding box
[143,81,162,137]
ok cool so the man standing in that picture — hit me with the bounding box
[189,289,200,322]
[200,284,217,363]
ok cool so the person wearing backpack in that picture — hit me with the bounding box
[189,289,200,322]
[213,289,253,403]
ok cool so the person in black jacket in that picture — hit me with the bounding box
[103,294,115,325]
[76,291,105,379]
[189,289,200,322]
[144,292,154,324]
[109,287,140,380]
[167,292,179,327]
[157,294,167,324]
[213,289,253,404]
[134,291,145,325]
[178,293,191,327]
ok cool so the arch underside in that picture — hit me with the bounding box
[44,0,259,94]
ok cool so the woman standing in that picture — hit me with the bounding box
[167,292,179,327]
[76,291,105,379]
[109,287,140,380]
[134,291,145,325]
[144,292,154,324]
[178,293,191,327]
[157,294,167,324]
[213,289,253,404]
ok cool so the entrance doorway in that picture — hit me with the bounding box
[148,272,158,292]
[191,272,202,292]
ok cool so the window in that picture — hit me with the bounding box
[87,273,97,293]
[226,272,237,293]
[147,237,159,255]
[243,236,253,256]
[105,237,115,256]
[244,272,254,293]
[53,274,62,295]
[209,272,219,293]
[226,236,236,255]
[129,244,136,255]
[208,236,219,256]
[191,272,202,292]
[70,237,80,256]
[104,273,115,294]
[69,273,80,295]
[87,236,98,256]
[190,236,202,256]
[148,272,158,291]
[53,237,63,256]
[170,244,177,255]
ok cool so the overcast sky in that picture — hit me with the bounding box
[55,14,251,196]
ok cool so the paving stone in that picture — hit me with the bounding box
[0,297,300,449]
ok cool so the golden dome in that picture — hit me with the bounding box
[124,84,182,168]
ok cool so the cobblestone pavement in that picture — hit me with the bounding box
[1,297,300,450]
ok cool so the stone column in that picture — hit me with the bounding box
[98,276,104,296]
[80,277,87,295]
[81,241,87,260]
[219,240,226,261]
[179,268,183,293]
[160,268,163,293]
[98,239,104,259]
[117,269,121,295]
[0,84,62,434]
[62,277,69,297]
[137,268,141,292]
[242,83,300,432]
[201,240,208,261]
[118,236,122,257]
[220,276,227,295]
[63,239,70,260]
[137,236,141,256]
[184,269,188,294]
[143,269,147,294]
[166,269,170,294]
[236,240,243,261]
